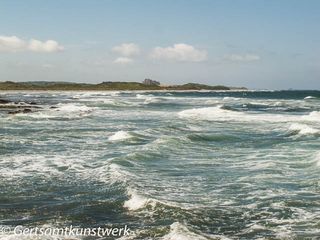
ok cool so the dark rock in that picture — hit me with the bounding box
[8,108,33,114]
[0,99,11,104]
[22,108,32,113]
[8,111,18,114]
[30,105,42,109]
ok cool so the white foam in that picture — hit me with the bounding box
[161,222,229,240]
[288,123,319,136]
[14,103,94,119]
[135,94,144,99]
[72,91,114,97]
[187,125,203,131]
[123,189,150,211]
[108,131,132,141]
[247,161,276,170]
[136,94,154,99]
[102,99,116,104]
[250,224,266,231]
[274,101,284,106]
[15,112,54,119]
[179,106,228,119]
[274,228,295,240]
[0,154,88,179]
[178,106,292,123]
[135,93,163,104]
[247,101,271,107]
[143,97,161,104]
[204,99,220,105]
[109,91,120,96]
[55,103,92,113]
[178,106,320,124]
[302,111,320,122]
[108,163,136,183]
[304,96,316,99]
[222,97,241,101]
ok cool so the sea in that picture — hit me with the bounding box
[0,90,320,240]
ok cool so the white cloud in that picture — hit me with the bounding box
[224,54,260,62]
[112,43,140,57]
[28,39,64,52]
[113,57,133,64]
[150,43,207,62]
[0,36,26,52]
[0,35,64,53]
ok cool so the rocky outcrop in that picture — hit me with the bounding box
[0,99,11,104]
[0,98,41,115]
[8,108,32,114]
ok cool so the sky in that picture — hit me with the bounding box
[0,0,319,89]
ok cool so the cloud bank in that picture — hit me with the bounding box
[112,43,140,57]
[0,36,64,53]
[150,43,207,62]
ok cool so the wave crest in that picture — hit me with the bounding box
[108,131,132,141]
[179,106,320,124]
[161,222,230,240]
[288,123,320,136]
[123,189,152,211]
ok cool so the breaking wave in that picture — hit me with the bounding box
[55,103,93,112]
[14,103,94,119]
[302,111,320,122]
[123,189,153,211]
[288,123,320,136]
[161,222,230,240]
[179,106,320,124]
[304,96,317,100]
[108,131,132,141]
[178,106,296,123]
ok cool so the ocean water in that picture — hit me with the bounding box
[0,90,320,240]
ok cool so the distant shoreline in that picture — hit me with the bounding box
[0,81,247,91]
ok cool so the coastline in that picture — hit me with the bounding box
[0,81,246,91]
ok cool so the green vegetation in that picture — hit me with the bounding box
[166,83,231,90]
[0,81,245,91]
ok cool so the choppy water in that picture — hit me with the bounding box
[0,90,320,240]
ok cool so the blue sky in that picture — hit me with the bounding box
[0,0,319,89]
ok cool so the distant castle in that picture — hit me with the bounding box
[142,78,160,86]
